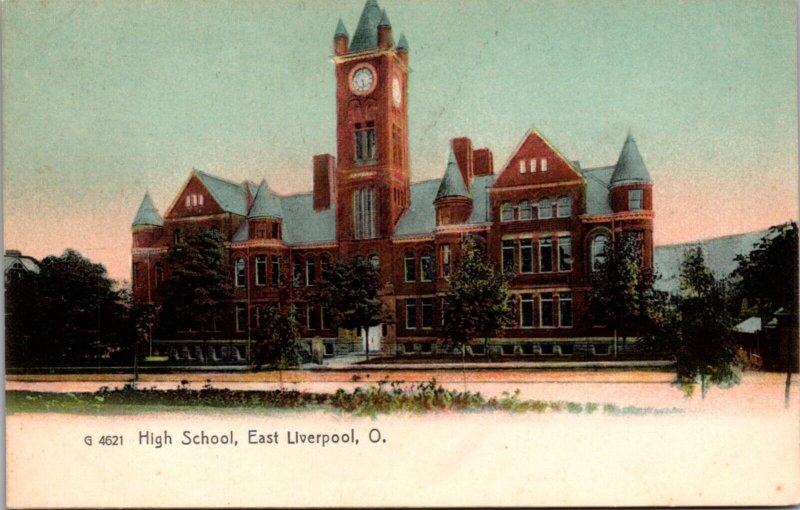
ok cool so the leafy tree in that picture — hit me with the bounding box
[649,248,740,398]
[442,238,514,359]
[5,249,131,367]
[253,299,303,372]
[159,229,229,338]
[316,258,387,361]
[589,234,656,355]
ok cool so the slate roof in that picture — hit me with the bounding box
[279,193,336,245]
[580,166,614,215]
[610,133,651,186]
[436,151,470,200]
[395,175,494,237]
[397,34,409,51]
[248,180,283,219]
[378,8,391,27]
[4,252,40,274]
[349,0,384,53]
[132,193,164,227]
[195,170,251,216]
[335,18,348,38]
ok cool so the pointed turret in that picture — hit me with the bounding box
[349,0,383,53]
[396,33,409,52]
[610,133,651,186]
[378,8,391,27]
[248,180,283,220]
[334,18,349,55]
[335,18,349,38]
[132,193,163,227]
[436,151,470,201]
[377,8,393,48]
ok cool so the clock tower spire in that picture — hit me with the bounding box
[333,0,409,243]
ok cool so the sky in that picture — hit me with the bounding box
[3,0,798,282]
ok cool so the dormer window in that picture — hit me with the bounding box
[629,189,643,211]
[185,194,204,208]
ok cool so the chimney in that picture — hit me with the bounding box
[473,148,494,176]
[450,137,474,187]
[313,154,336,211]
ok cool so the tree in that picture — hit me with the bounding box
[253,298,303,384]
[650,247,740,398]
[159,229,230,338]
[316,258,386,361]
[5,249,130,367]
[589,233,656,355]
[732,222,798,406]
[442,238,514,363]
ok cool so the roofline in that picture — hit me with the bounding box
[496,128,585,181]
[654,228,773,249]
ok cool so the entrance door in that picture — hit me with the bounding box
[362,325,382,353]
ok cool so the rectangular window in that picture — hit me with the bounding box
[530,158,537,172]
[321,305,331,330]
[405,299,417,330]
[540,293,554,327]
[308,303,320,330]
[540,238,553,272]
[519,160,526,174]
[519,201,532,220]
[404,253,416,282]
[272,223,280,239]
[353,188,376,240]
[421,298,434,329]
[502,239,516,275]
[255,256,267,286]
[235,303,247,332]
[520,239,534,273]
[420,253,434,282]
[355,122,377,163]
[271,255,282,286]
[558,236,572,272]
[293,258,302,287]
[629,189,643,211]
[306,259,316,286]
[559,292,573,327]
[441,245,451,277]
[521,293,534,328]
[541,158,548,172]
[235,258,246,287]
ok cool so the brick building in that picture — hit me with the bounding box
[131,0,653,362]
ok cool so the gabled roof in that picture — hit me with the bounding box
[335,18,349,38]
[4,252,40,274]
[611,133,651,186]
[132,192,163,227]
[436,151,470,201]
[349,0,384,53]
[194,169,250,216]
[248,180,283,219]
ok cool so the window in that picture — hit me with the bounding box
[404,253,416,282]
[557,196,572,218]
[441,245,451,277]
[307,303,320,330]
[173,229,181,244]
[519,200,532,220]
[255,256,267,286]
[235,303,247,332]
[559,292,573,327]
[235,258,246,287]
[271,255,282,286]
[271,223,281,239]
[154,262,163,288]
[420,252,434,281]
[405,299,417,329]
[540,293,554,327]
[355,121,377,163]
[293,257,302,287]
[538,198,553,219]
[320,255,330,276]
[519,160,526,174]
[501,202,514,222]
[629,189,643,211]
[521,293,534,328]
[520,239,534,273]
[306,257,316,286]
[591,233,609,272]
[530,158,537,172]
[540,238,553,272]
[541,158,548,172]
[421,298,433,329]
[353,188,376,240]
[558,235,572,272]
[321,305,331,330]
[185,196,191,207]
[502,239,516,275]
[369,254,380,271]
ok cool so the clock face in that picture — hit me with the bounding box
[351,67,375,94]
[392,77,402,107]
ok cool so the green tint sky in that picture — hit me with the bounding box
[3,0,797,281]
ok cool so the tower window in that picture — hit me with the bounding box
[353,188,376,240]
[355,121,377,163]
[271,255,282,286]
[629,189,643,211]
[441,245,451,277]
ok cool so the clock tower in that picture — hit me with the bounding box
[333,0,410,244]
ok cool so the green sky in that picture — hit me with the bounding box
[3,0,798,281]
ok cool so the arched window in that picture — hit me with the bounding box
[519,200,532,220]
[501,202,514,222]
[235,258,246,287]
[369,254,380,271]
[591,233,610,272]
[420,251,434,281]
[404,253,416,282]
[306,257,316,286]
[538,198,553,219]
[557,196,572,218]
[292,257,302,287]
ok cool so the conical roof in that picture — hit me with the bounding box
[248,180,283,220]
[436,151,470,201]
[349,0,383,53]
[132,192,163,227]
[397,33,409,51]
[335,18,348,38]
[610,133,651,186]
[378,8,391,27]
